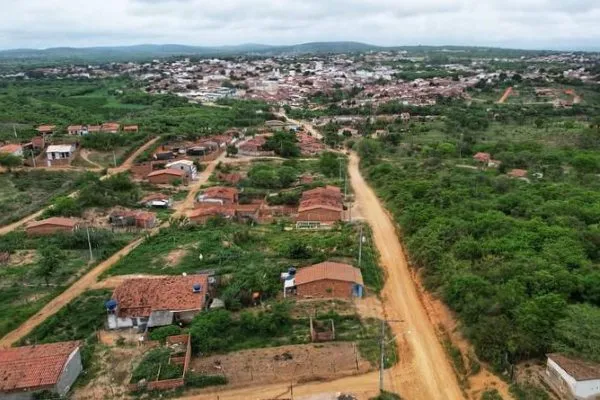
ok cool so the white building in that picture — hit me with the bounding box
[546,353,600,400]
[46,144,76,166]
[165,159,198,180]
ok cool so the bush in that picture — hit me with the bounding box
[184,373,227,388]
[149,325,182,343]
[370,391,403,400]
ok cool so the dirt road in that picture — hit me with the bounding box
[497,87,513,104]
[348,153,464,400]
[0,137,159,236]
[79,149,104,169]
[0,151,223,347]
[275,109,323,139]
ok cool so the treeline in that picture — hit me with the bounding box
[364,155,600,369]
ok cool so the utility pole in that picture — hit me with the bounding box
[86,226,93,261]
[338,158,342,181]
[344,171,347,198]
[31,150,36,168]
[358,224,363,267]
[379,319,385,393]
[13,124,17,139]
[113,150,117,167]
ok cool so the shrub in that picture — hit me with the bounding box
[184,373,227,388]
[149,325,182,343]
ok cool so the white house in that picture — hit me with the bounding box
[46,144,76,166]
[165,159,198,180]
[546,353,600,400]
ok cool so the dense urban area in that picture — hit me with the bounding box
[0,43,599,400]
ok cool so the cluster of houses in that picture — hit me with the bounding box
[183,184,344,229]
[472,152,538,181]
[36,123,139,136]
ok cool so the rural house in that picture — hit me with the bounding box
[187,206,235,224]
[106,275,210,330]
[165,160,198,180]
[197,186,239,205]
[285,261,364,299]
[146,168,187,185]
[46,144,76,167]
[0,144,23,157]
[67,125,88,136]
[0,341,83,399]
[296,186,343,229]
[26,217,79,236]
[101,122,120,133]
[36,125,56,136]
[546,353,600,400]
[139,193,172,208]
[123,125,139,133]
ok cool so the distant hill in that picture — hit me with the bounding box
[0,42,385,64]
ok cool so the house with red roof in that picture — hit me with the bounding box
[0,144,23,157]
[283,261,364,299]
[0,341,82,398]
[36,125,56,136]
[147,168,187,185]
[107,275,210,329]
[296,186,343,229]
[196,186,239,205]
[25,217,79,236]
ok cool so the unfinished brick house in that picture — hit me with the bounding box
[296,186,343,229]
[0,341,83,399]
[107,275,210,330]
[290,261,364,299]
[25,217,79,236]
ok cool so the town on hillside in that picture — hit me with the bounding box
[0,45,599,400]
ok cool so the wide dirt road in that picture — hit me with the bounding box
[348,153,464,400]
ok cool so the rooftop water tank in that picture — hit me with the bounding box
[105,299,118,311]
[192,283,202,293]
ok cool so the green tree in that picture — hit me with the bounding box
[319,152,342,178]
[37,245,66,286]
[0,153,22,171]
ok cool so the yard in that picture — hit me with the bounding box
[102,221,383,299]
[0,228,132,341]
[0,170,88,227]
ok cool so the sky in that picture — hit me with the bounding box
[1,0,599,50]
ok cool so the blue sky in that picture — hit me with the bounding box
[1,0,599,50]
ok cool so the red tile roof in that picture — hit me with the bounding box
[0,144,22,154]
[508,169,528,178]
[26,217,79,229]
[298,186,343,213]
[123,125,139,131]
[112,275,209,318]
[473,152,491,162]
[202,186,238,203]
[147,168,186,178]
[0,341,80,393]
[548,353,600,381]
[67,125,84,131]
[36,125,56,133]
[295,262,364,286]
[188,206,235,219]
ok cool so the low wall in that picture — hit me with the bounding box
[147,378,185,391]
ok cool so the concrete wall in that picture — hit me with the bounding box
[296,279,354,299]
[175,310,199,324]
[107,314,148,330]
[148,311,174,327]
[546,358,600,400]
[55,347,83,396]
[0,392,34,400]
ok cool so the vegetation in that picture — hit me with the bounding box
[362,98,600,371]
[18,290,111,345]
[0,170,88,226]
[131,348,184,383]
[104,222,383,307]
[184,373,227,388]
[149,325,183,343]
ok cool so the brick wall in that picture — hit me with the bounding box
[297,208,342,224]
[130,162,153,179]
[148,174,186,185]
[26,225,75,236]
[297,279,354,299]
[147,378,185,391]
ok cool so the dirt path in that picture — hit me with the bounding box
[79,149,104,169]
[174,151,226,217]
[497,87,513,104]
[275,109,323,139]
[113,136,159,171]
[0,151,224,347]
[348,152,464,400]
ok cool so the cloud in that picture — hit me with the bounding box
[0,0,599,50]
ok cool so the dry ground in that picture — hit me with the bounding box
[191,342,371,389]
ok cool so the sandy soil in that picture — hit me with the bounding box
[347,152,464,400]
[79,149,104,169]
[164,247,189,267]
[291,299,356,318]
[4,249,38,266]
[353,296,384,320]
[73,345,145,400]
[191,342,371,389]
